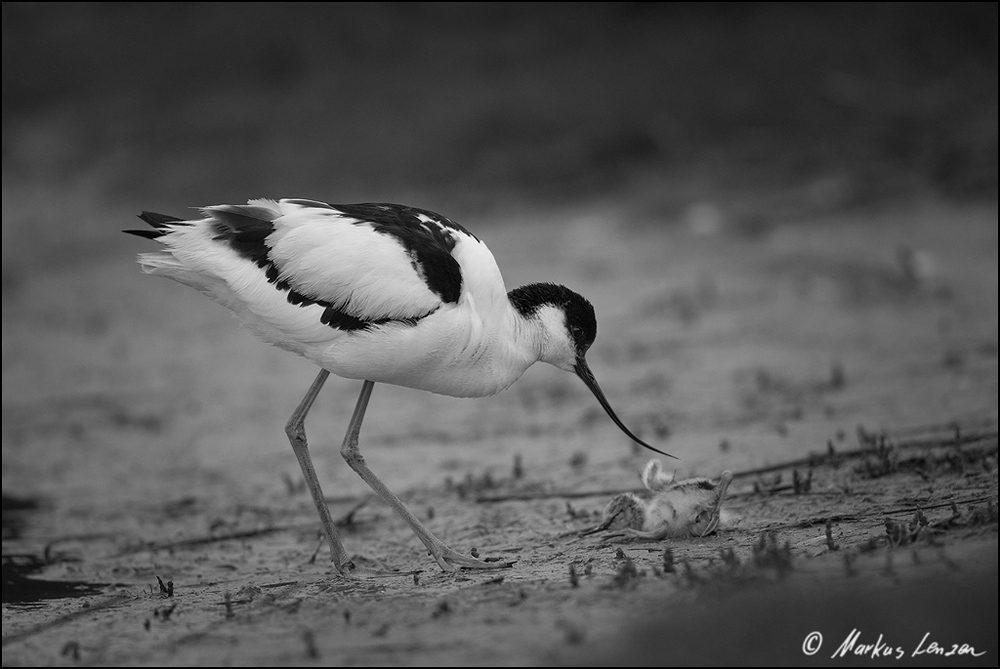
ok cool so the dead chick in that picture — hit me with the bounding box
[582,460,733,541]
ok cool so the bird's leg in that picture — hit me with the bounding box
[285,369,354,575]
[604,524,677,542]
[340,381,513,572]
[694,470,734,537]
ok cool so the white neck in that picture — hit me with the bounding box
[515,304,577,372]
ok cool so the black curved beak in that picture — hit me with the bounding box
[574,356,676,459]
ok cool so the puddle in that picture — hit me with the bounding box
[2,495,108,604]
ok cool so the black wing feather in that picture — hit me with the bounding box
[330,202,467,304]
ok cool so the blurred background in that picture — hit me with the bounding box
[2,2,996,274]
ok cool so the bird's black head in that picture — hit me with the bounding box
[508,282,674,460]
[509,282,596,357]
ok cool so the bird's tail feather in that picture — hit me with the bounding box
[127,210,231,296]
[123,211,188,239]
[136,250,221,296]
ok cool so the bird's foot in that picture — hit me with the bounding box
[429,543,515,572]
[688,470,734,538]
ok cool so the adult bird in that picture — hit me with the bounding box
[125,198,672,575]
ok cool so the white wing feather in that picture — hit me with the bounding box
[265,200,442,321]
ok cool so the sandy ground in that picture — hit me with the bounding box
[2,195,996,665]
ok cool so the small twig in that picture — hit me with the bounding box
[764,495,996,531]
[478,487,649,503]
[825,519,839,551]
[476,426,996,503]
[1,592,132,646]
[155,575,174,597]
[864,419,994,440]
[116,500,368,556]
[731,430,995,480]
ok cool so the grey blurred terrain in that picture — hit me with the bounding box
[3,3,996,268]
[2,4,997,666]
